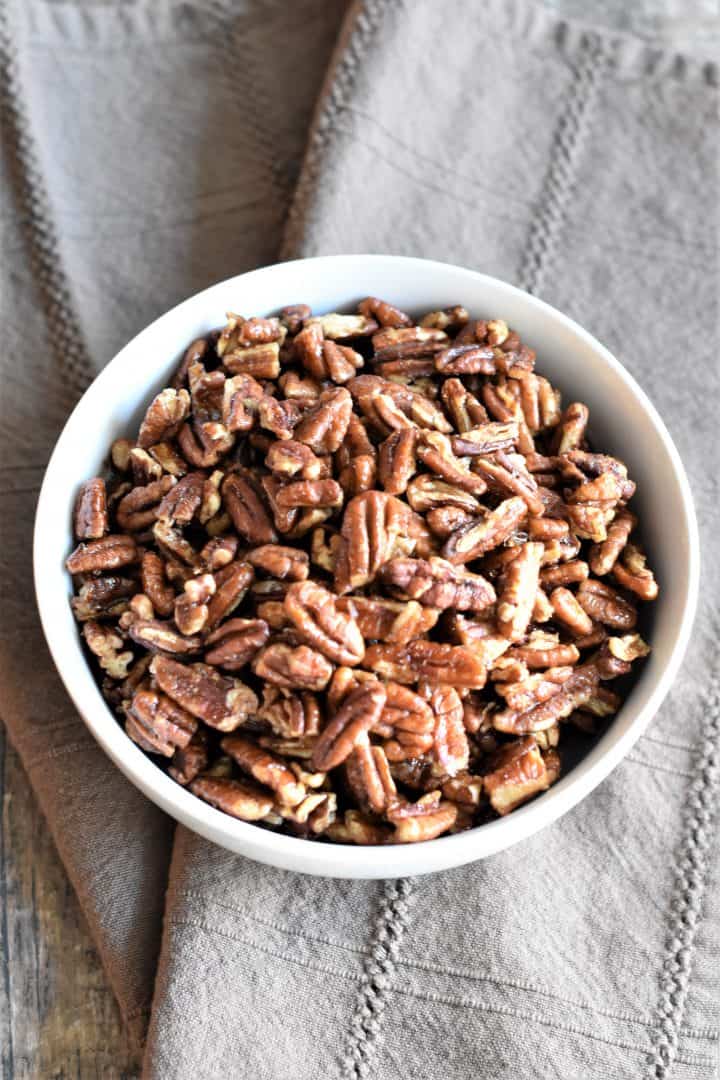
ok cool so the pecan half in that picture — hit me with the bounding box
[311,682,387,771]
[67,535,138,574]
[126,689,197,757]
[364,641,489,689]
[577,579,637,630]
[222,470,277,545]
[337,596,439,644]
[333,490,413,593]
[380,556,496,612]
[284,580,365,666]
[151,655,257,731]
[484,738,559,815]
[137,388,190,449]
[293,388,353,454]
[252,643,333,691]
[222,734,305,806]
[190,776,275,821]
[83,621,133,679]
[496,542,543,641]
[74,478,108,540]
[442,496,527,563]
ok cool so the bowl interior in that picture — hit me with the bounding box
[34,256,698,878]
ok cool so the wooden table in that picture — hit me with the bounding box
[0,725,140,1078]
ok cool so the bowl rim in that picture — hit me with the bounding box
[33,254,700,878]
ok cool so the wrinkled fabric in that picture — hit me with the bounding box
[1,1,718,1077]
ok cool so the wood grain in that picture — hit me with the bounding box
[0,724,140,1079]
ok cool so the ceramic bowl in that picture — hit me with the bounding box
[34,255,699,877]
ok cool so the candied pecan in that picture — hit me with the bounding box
[608,633,650,662]
[435,343,496,375]
[148,441,188,477]
[442,772,484,808]
[83,621,133,679]
[246,544,309,581]
[253,643,333,691]
[338,454,377,497]
[495,667,573,713]
[129,448,163,485]
[295,323,363,383]
[326,811,389,845]
[380,556,496,612]
[552,402,588,454]
[442,496,527,563]
[190,775,274,821]
[222,734,305,806]
[138,552,174,618]
[74,478,108,540]
[425,505,475,539]
[168,729,209,785]
[540,560,589,588]
[333,490,413,593]
[266,441,329,485]
[152,520,198,567]
[508,632,580,669]
[450,421,519,456]
[311,682,387,771]
[205,561,254,629]
[279,303,312,334]
[345,739,397,814]
[612,543,658,600]
[174,574,216,636]
[151,655,257,731]
[257,396,301,440]
[381,683,435,735]
[125,689,197,757]
[493,661,601,734]
[127,618,202,656]
[358,296,412,328]
[406,474,481,514]
[377,430,417,495]
[496,541,543,641]
[419,305,468,331]
[364,641,489,689]
[484,737,558,815]
[427,686,469,777]
[67,534,138,574]
[71,574,136,621]
[284,580,365,666]
[550,586,594,637]
[177,418,234,468]
[337,595,439,644]
[392,800,458,843]
[171,337,208,390]
[305,313,378,339]
[222,373,265,432]
[440,378,488,432]
[372,326,448,361]
[275,478,343,510]
[470,451,544,515]
[221,470,276,544]
[577,579,637,630]
[115,475,176,532]
[157,471,205,526]
[588,508,634,576]
[137,388,190,449]
[258,688,322,738]
[111,438,133,472]
[293,387,352,454]
[415,431,487,496]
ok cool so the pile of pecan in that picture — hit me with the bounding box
[66,298,657,844]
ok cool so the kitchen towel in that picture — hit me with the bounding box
[0,1,717,1077]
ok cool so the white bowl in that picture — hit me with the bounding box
[34,256,699,878]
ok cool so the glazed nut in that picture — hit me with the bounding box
[222,470,277,545]
[442,496,527,563]
[364,640,490,689]
[577,579,637,630]
[174,574,216,635]
[222,734,305,806]
[83,621,133,679]
[311,682,387,772]
[190,775,275,821]
[204,618,270,669]
[66,534,138,574]
[380,556,496,613]
[550,586,594,637]
[247,544,309,581]
[496,542,543,641]
[137,388,190,449]
[116,475,176,532]
[125,689,197,757]
[284,580,365,666]
[151,654,258,731]
[393,801,458,843]
[484,737,558,815]
[74,478,108,539]
[252,642,333,691]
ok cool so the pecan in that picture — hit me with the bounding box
[416,431,487,495]
[177,419,234,468]
[484,738,559,815]
[450,421,519,456]
[172,337,208,389]
[66,535,138,574]
[338,454,377,497]
[168,730,209,785]
[293,387,352,454]
[494,667,573,714]
[266,439,329,481]
[325,811,389,845]
[174,574,216,635]
[74,478,108,540]
[125,689,197,757]
[295,323,363,383]
[427,686,469,777]
[221,470,276,544]
[129,448,163,485]
[363,641,489,689]
[110,438,133,472]
[148,442,188,477]
[382,683,435,735]
[508,631,579,669]
[83,621,133,679]
[138,554,173,621]
[377,430,417,495]
[392,800,458,843]
[278,370,322,402]
[257,395,301,440]
[157,471,205,526]
[345,739,397,814]
[137,388,190,449]
[279,303,312,334]
[492,662,601,734]
[151,655,257,731]
[258,688,322,738]
[205,561,254,629]
[115,475,176,532]
[311,683,387,771]
[425,506,476,539]
[71,574,136,621]
[496,541,543,641]
[612,543,658,600]
[305,313,378,339]
[284,581,365,666]
[406,474,481,514]
[470,451,544,515]
[419,305,468,331]
[127,618,202,656]
[372,326,448,360]
[190,776,274,821]
[222,734,305,806]
[222,373,265,432]
[337,596,439,644]
[333,491,413,593]
[608,633,650,662]
[152,519,198,567]
[223,342,281,380]
[442,496,527,563]
[246,544,309,581]
[358,296,412,328]
[252,643,333,691]
[380,556,496,612]
[553,402,588,453]
[275,478,343,509]
[577,579,637,630]
[440,378,488,432]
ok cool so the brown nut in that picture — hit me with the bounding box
[190,776,275,821]
[222,734,305,806]
[151,655,258,731]
[311,682,387,771]
[137,388,190,449]
[74,478,108,540]
[204,618,271,670]
[66,535,138,574]
[125,689,197,757]
[222,470,277,545]
[284,580,365,666]
[380,556,496,612]
[252,643,333,691]
[442,497,527,563]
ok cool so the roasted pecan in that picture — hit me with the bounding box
[380,556,496,612]
[305,313,378,339]
[275,478,343,509]
[612,543,658,600]
[137,388,190,449]
[252,643,333,691]
[406,474,481,514]
[311,682,387,771]
[494,667,573,714]
[416,431,487,495]
[391,799,458,843]
[419,305,469,331]
[222,734,305,806]
[148,441,189,477]
[74,478,108,540]
[549,586,594,637]
[427,686,469,777]
[508,631,579,669]
[116,475,176,532]
[425,506,476,539]
[364,641,489,689]
[222,373,265,432]
[129,448,163,485]
[71,574,136,621]
[492,661,601,734]
[484,737,558,815]
[205,561,254,629]
[151,655,257,731]
[125,689,197,757]
[553,402,588,454]
[127,618,202,656]
[284,580,364,666]
[83,620,133,679]
[377,430,417,495]
[174,574,216,635]
[450,421,519,456]
[337,596,439,644]
[190,775,275,821]
[258,688,322,738]
[358,296,412,328]
[295,323,363,383]
[470,451,544,515]
[223,342,281,380]
[325,811,389,845]
[293,387,353,454]
[496,541,543,641]
[338,454,377,498]
[345,739,397,814]
[67,534,138,574]
[333,491,413,593]
[221,470,276,544]
[246,544,309,581]
[168,729,209,785]
[257,395,301,440]
[540,560,589,588]
[372,326,448,360]
[577,579,637,630]
[442,496,527,563]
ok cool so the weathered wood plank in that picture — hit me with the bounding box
[1,724,140,1078]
